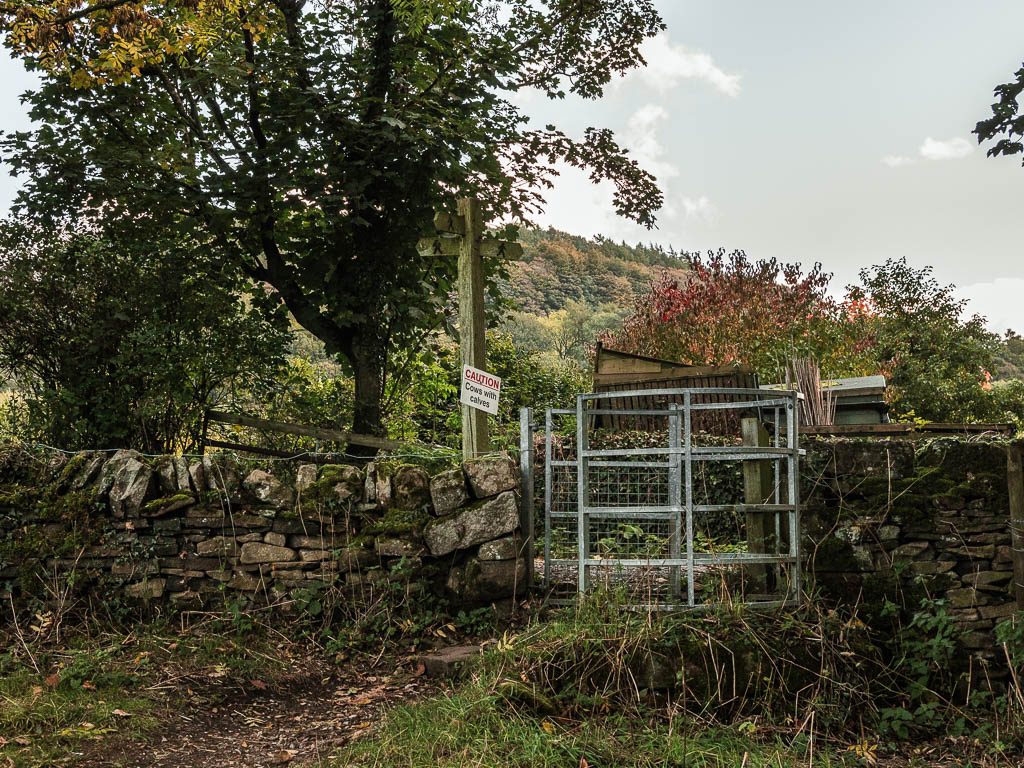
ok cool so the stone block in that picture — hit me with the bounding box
[243,470,295,510]
[111,559,159,577]
[375,538,424,558]
[457,557,528,601]
[955,544,996,560]
[979,602,1018,620]
[463,454,517,499]
[239,542,297,564]
[125,578,166,600]
[110,458,157,518]
[909,560,956,576]
[196,536,238,557]
[425,491,520,556]
[295,464,318,494]
[228,571,261,590]
[415,645,481,679]
[478,535,522,561]
[430,469,470,514]
[962,570,1012,592]
[393,466,431,511]
[891,541,931,560]
[264,532,287,547]
[300,549,331,562]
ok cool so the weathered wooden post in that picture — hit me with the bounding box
[742,416,773,595]
[519,407,535,587]
[1007,442,1024,609]
[457,197,489,460]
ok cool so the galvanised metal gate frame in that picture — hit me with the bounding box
[540,387,804,610]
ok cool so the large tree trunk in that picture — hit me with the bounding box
[348,325,387,456]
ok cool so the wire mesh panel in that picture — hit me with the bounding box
[534,388,803,610]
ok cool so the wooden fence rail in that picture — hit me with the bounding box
[204,410,420,455]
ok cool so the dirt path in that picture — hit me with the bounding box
[84,656,440,768]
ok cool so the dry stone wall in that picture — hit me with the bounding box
[802,437,1021,668]
[0,447,528,612]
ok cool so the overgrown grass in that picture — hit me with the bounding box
[335,592,1024,768]
[0,617,295,767]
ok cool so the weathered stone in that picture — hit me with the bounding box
[160,556,223,571]
[111,559,159,577]
[424,491,520,557]
[197,536,238,557]
[296,464,318,494]
[300,549,330,562]
[237,532,264,542]
[460,557,528,601]
[229,514,272,529]
[961,632,995,650]
[965,532,1005,545]
[206,456,243,502]
[125,579,166,599]
[393,466,431,511]
[376,471,393,508]
[227,571,262,590]
[463,454,518,499]
[142,494,194,517]
[364,463,378,504]
[994,545,1014,565]
[244,470,295,510]
[72,453,106,492]
[955,544,996,560]
[909,560,956,576]
[878,525,900,542]
[154,456,178,494]
[95,449,143,500]
[110,458,157,518]
[947,587,981,608]
[979,602,1018,620]
[962,570,1012,591]
[239,542,297,564]
[430,468,470,514]
[317,464,365,503]
[415,645,481,679]
[291,534,330,549]
[478,535,522,561]
[152,517,181,533]
[891,541,931,560]
[186,509,225,528]
[172,457,192,492]
[188,460,207,496]
[264,532,286,547]
[375,538,424,558]
[336,547,376,572]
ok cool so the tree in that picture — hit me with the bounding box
[0,221,290,452]
[0,0,665,444]
[975,62,1024,162]
[845,258,999,422]
[603,249,870,380]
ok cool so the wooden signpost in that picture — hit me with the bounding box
[422,198,522,460]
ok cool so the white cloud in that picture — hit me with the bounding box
[621,104,678,186]
[882,155,915,168]
[681,195,718,224]
[620,34,741,97]
[919,136,974,161]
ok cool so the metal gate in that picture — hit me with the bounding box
[532,388,803,610]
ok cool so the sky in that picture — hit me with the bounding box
[1,1,1023,332]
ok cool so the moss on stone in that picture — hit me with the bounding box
[362,507,432,538]
[142,493,193,515]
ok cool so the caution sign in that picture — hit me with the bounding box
[461,364,501,415]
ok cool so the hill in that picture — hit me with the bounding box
[504,228,689,314]
[499,228,689,368]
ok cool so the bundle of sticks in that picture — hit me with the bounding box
[785,356,836,426]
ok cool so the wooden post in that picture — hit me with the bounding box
[742,417,772,595]
[519,407,535,591]
[458,197,489,460]
[1007,442,1024,609]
